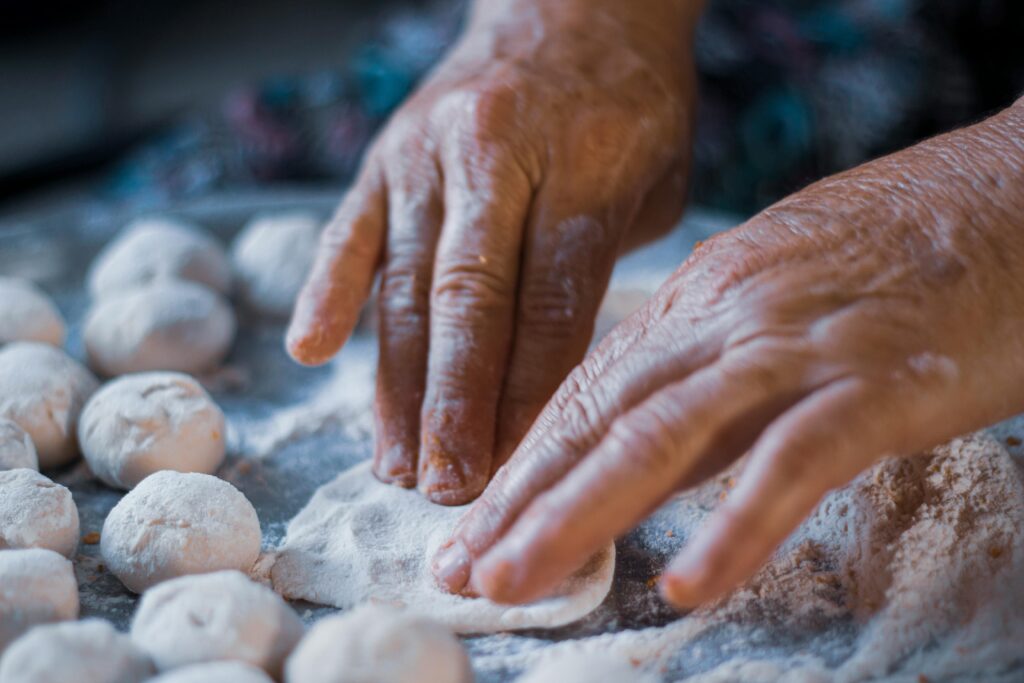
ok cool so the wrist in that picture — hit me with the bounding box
[464,0,702,68]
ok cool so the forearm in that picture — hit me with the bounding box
[464,0,703,70]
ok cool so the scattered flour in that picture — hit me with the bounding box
[271,461,615,633]
[467,432,1024,681]
[515,651,659,683]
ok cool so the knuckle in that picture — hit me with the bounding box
[517,278,589,341]
[379,261,430,323]
[551,363,596,412]
[444,86,518,144]
[552,389,608,451]
[431,260,515,317]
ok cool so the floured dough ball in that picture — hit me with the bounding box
[83,281,236,377]
[230,212,321,317]
[88,216,231,298]
[150,662,273,683]
[79,372,225,490]
[284,604,471,683]
[0,419,37,471]
[0,619,154,683]
[101,471,261,593]
[0,469,79,557]
[0,342,99,468]
[515,653,659,683]
[131,570,303,677]
[0,277,65,348]
[0,549,78,653]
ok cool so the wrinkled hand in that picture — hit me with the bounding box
[287,1,696,504]
[432,100,1024,606]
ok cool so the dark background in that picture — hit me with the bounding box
[1,0,1022,213]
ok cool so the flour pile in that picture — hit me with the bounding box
[272,461,615,633]
[466,432,1024,681]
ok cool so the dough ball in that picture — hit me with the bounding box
[0,420,38,471]
[0,469,79,558]
[0,548,78,653]
[149,662,273,683]
[284,604,471,683]
[79,372,225,490]
[83,281,236,377]
[131,570,303,677]
[515,653,658,683]
[0,278,65,348]
[230,212,321,317]
[88,217,231,298]
[0,342,99,468]
[101,470,261,593]
[0,618,154,683]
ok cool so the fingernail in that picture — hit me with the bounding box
[432,539,471,593]
[470,554,526,605]
[418,461,487,507]
[659,573,701,609]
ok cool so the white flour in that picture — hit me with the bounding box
[271,461,615,633]
[465,433,1024,681]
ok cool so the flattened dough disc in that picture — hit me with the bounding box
[272,461,615,633]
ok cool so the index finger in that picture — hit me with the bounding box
[287,164,387,365]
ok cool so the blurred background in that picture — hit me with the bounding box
[1,0,1022,217]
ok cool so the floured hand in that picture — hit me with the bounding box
[432,99,1024,607]
[286,0,700,505]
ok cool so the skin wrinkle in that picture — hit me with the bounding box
[287,0,698,502]
[428,96,1024,607]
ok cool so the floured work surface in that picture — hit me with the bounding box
[4,190,1023,682]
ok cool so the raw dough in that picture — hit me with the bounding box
[284,604,471,683]
[0,618,154,683]
[230,212,321,317]
[0,419,37,471]
[0,469,79,557]
[516,652,658,683]
[87,217,232,298]
[0,277,65,348]
[83,281,236,377]
[0,549,78,653]
[78,372,225,490]
[0,342,99,468]
[101,471,261,593]
[272,461,615,632]
[131,570,303,677]
[149,663,273,683]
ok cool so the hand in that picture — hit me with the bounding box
[431,100,1024,606]
[287,0,700,504]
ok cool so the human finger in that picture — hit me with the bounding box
[287,165,387,365]
[470,349,813,604]
[492,189,621,470]
[417,144,532,504]
[373,157,444,486]
[660,378,896,608]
